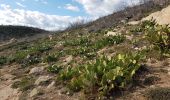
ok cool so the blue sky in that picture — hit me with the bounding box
[0,0,141,30]
[0,0,86,16]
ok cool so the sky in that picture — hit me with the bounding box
[0,0,142,30]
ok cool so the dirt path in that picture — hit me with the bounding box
[0,65,21,100]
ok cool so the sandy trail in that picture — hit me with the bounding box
[0,66,20,100]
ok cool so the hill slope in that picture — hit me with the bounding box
[70,0,170,33]
[0,25,48,41]
[0,1,170,100]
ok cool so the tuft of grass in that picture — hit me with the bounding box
[0,56,7,66]
[44,52,62,63]
[48,64,62,74]
[12,76,35,91]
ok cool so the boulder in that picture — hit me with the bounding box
[29,67,44,74]
[106,31,118,36]
[30,88,39,97]
[47,81,55,89]
[35,76,51,85]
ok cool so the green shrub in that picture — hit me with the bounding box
[141,18,157,29]
[0,56,7,66]
[64,37,92,46]
[48,64,62,73]
[45,55,57,62]
[59,66,80,81]
[58,51,145,96]
[144,20,170,55]
[37,44,52,52]
[12,76,35,91]
[94,35,125,50]
[20,54,42,67]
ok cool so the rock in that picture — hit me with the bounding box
[64,55,73,62]
[128,21,140,25]
[125,35,133,40]
[161,68,170,75]
[2,74,14,80]
[167,68,170,75]
[54,43,64,50]
[29,67,44,74]
[135,32,143,35]
[35,76,51,85]
[61,55,73,66]
[47,81,55,89]
[134,47,139,50]
[106,31,121,36]
[30,88,39,97]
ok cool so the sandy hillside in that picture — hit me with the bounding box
[129,5,170,25]
[143,5,170,25]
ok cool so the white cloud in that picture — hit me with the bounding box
[0,4,10,9]
[64,4,80,12]
[75,0,141,16]
[0,4,91,30]
[16,2,26,8]
[35,0,48,4]
[0,0,144,31]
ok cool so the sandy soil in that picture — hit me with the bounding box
[129,5,170,26]
[142,5,170,25]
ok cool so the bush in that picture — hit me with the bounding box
[64,37,92,47]
[94,35,126,50]
[0,56,7,66]
[48,64,62,73]
[57,51,145,96]
[21,54,42,67]
[144,20,170,55]
[44,53,61,63]
[12,76,35,91]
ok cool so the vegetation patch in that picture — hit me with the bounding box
[12,76,35,91]
[48,64,63,74]
[0,56,7,66]
[143,19,170,56]
[57,51,145,98]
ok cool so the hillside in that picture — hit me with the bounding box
[0,25,48,42]
[64,0,170,33]
[0,1,170,100]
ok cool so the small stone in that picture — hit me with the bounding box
[54,43,64,50]
[167,68,170,75]
[134,47,139,50]
[125,35,133,40]
[61,55,73,66]
[128,21,140,25]
[35,76,51,85]
[47,81,55,89]
[64,55,73,62]
[29,67,44,74]
[106,31,121,36]
[30,88,39,97]
[2,74,14,80]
